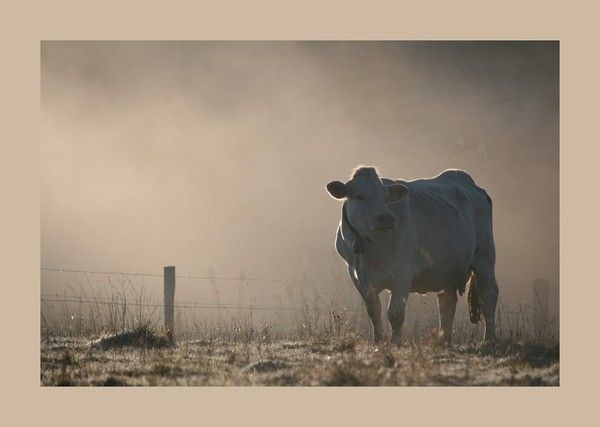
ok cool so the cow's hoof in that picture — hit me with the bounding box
[390,334,402,347]
[434,332,453,348]
[433,339,452,348]
[482,337,498,348]
[373,335,385,344]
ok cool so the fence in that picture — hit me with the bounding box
[40,266,348,311]
[41,265,369,339]
[40,265,559,342]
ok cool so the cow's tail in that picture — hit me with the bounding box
[467,270,482,323]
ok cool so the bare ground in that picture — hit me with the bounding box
[41,333,559,386]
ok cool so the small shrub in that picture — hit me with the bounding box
[90,325,172,350]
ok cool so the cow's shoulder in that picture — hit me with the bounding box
[435,169,476,186]
[401,172,471,216]
[409,170,479,202]
[383,170,474,190]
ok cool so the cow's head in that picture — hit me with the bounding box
[326,167,408,236]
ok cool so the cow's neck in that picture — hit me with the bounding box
[342,203,373,254]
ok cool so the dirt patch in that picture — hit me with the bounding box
[90,326,172,350]
[458,340,559,368]
[243,359,290,373]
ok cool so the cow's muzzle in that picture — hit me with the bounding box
[376,213,396,231]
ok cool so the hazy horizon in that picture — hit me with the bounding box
[41,41,559,309]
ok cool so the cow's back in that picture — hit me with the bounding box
[392,170,491,292]
[400,169,489,221]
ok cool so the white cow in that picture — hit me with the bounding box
[327,167,498,344]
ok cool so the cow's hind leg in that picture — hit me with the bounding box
[472,263,499,341]
[471,195,500,342]
[470,246,499,341]
[437,289,458,345]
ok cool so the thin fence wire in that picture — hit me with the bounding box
[40,266,339,285]
[39,296,339,312]
[40,265,534,310]
[40,265,558,343]
[40,265,360,315]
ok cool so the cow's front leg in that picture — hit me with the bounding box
[388,289,409,345]
[362,290,384,343]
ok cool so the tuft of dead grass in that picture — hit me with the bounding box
[90,325,172,350]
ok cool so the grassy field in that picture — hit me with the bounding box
[41,329,559,386]
[41,275,559,386]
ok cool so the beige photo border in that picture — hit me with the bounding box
[3,0,596,425]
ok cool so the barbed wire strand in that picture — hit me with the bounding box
[40,266,339,285]
[39,296,360,313]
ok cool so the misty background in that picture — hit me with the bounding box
[41,41,558,330]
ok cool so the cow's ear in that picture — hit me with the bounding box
[387,183,408,202]
[326,181,347,199]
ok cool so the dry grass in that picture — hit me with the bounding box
[41,330,558,386]
[41,276,559,386]
[90,325,173,350]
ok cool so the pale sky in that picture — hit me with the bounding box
[41,41,559,305]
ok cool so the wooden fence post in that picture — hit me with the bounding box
[238,272,246,305]
[532,278,549,336]
[164,266,176,337]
